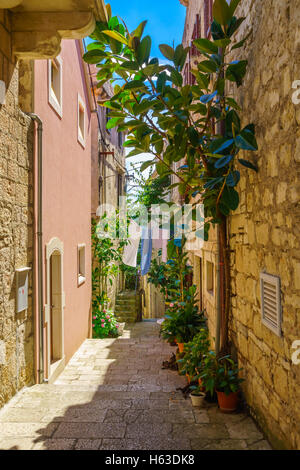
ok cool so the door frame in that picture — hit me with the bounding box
[45,237,65,383]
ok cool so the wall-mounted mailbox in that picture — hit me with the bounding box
[16,267,31,313]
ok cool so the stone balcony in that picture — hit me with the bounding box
[0,0,107,58]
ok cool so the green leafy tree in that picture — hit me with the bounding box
[84,0,258,351]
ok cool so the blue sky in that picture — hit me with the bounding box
[93,1,186,182]
[105,1,186,180]
[107,0,186,60]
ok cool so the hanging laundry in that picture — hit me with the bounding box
[152,228,169,263]
[140,225,152,276]
[122,219,142,268]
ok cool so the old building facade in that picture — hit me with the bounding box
[180,0,300,450]
[90,72,126,310]
[0,0,107,408]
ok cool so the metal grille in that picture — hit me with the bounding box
[260,273,282,336]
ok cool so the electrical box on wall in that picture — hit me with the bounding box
[16,267,31,313]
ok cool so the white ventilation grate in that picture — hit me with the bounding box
[260,273,282,336]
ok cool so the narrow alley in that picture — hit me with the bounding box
[0,323,271,451]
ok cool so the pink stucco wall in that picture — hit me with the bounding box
[33,40,92,374]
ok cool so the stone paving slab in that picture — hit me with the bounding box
[0,322,272,450]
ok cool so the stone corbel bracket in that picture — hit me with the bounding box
[1,0,108,59]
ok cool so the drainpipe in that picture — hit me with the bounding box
[27,113,44,384]
[215,46,226,356]
[215,226,221,355]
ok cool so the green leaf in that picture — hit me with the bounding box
[238,159,258,172]
[124,80,147,91]
[140,160,155,172]
[102,30,128,45]
[235,129,258,151]
[170,69,183,87]
[227,17,245,37]
[211,20,226,40]
[225,109,241,136]
[221,186,240,211]
[229,0,242,16]
[155,139,164,154]
[123,139,137,148]
[159,44,175,61]
[122,119,145,129]
[213,0,232,26]
[213,38,231,48]
[106,117,121,130]
[174,44,184,67]
[120,61,139,71]
[214,154,234,169]
[226,60,247,87]
[198,60,218,73]
[134,99,153,115]
[83,49,107,64]
[187,127,200,147]
[86,42,105,52]
[213,139,234,154]
[142,63,158,76]
[225,97,241,111]
[156,72,167,93]
[193,38,218,54]
[137,35,152,64]
[132,20,147,39]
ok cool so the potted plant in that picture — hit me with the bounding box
[190,385,206,408]
[177,328,210,385]
[200,352,244,412]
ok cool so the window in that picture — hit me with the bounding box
[78,244,86,286]
[48,56,62,117]
[118,131,123,148]
[106,107,111,133]
[206,261,214,295]
[260,273,282,336]
[117,173,123,206]
[77,94,85,147]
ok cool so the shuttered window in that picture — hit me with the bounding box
[260,273,282,336]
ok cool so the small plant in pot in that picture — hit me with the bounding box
[190,385,206,408]
[177,328,210,385]
[160,291,206,354]
[200,352,244,412]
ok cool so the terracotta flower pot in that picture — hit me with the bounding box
[190,392,206,408]
[216,391,239,413]
[177,343,184,353]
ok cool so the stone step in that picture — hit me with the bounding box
[115,306,136,313]
[116,291,137,297]
[116,314,137,321]
[115,299,136,308]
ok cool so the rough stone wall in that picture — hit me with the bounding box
[0,9,34,408]
[228,0,300,450]
[180,0,300,449]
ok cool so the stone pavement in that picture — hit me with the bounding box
[0,321,272,450]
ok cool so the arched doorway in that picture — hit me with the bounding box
[45,238,65,382]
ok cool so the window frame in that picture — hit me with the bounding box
[48,56,63,118]
[77,93,86,148]
[77,244,86,286]
[206,260,214,295]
